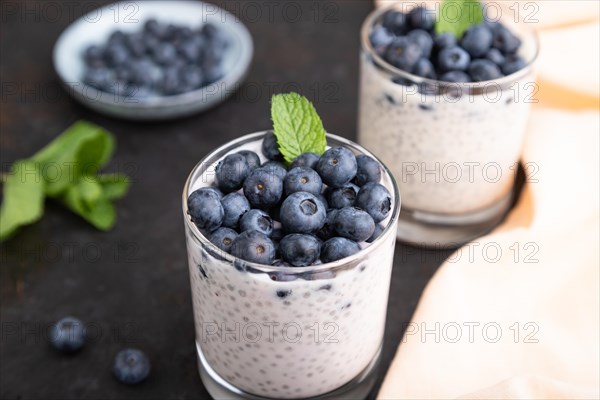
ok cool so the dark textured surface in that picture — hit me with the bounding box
[0,1,451,399]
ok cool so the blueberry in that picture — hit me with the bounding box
[187,188,224,231]
[408,29,433,58]
[261,131,282,161]
[237,150,261,171]
[413,58,437,79]
[83,45,104,67]
[216,153,250,193]
[468,59,503,81]
[261,161,287,180]
[367,223,385,243]
[49,317,86,353]
[434,33,456,50]
[502,55,526,75]
[201,23,219,39]
[485,48,506,66]
[369,25,394,56]
[240,209,274,236]
[231,230,276,264]
[144,19,168,39]
[290,152,320,170]
[437,46,471,72]
[284,167,323,196]
[316,208,339,240]
[385,37,423,71]
[328,183,359,209]
[279,234,321,267]
[161,66,185,95]
[82,67,112,90]
[460,25,493,57]
[493,25,521,54]
[204,186,224,199]
[125,32,146,57]
[142,34,160,55]
[113,349,151,385]
[381,10,407,35]
[181,66,204,91]
[128,59,159,87]
[334,207,375,242]
[153,43,177,65]
[108,30,126,46]
[355,182,392,223]
[408,6,435,31]
[114,66,132,82]
[202,57,224,84]
[321,237,361,263]
[243,168,284,208]
[316,147,357,188]
[440,71,472,83]
[178,37,204,62]
[209,227,238,252]
[280,192,327,234]
[220,192,250,229]
[316,194,329,210]
[104,43,130,67]
[354,155,382,186]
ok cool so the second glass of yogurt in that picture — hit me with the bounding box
[358,4,539,247]
[183,132,400,399]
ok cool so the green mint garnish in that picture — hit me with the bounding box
[271,92,327,164]
[0,121,130,241]
[435,0,485,38]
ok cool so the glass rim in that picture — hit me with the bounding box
[360,3,540,89]
[182,131,401,274]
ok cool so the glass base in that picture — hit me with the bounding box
[196,341,382,400]
[396,194,513,249]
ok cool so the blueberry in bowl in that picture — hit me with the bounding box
[53,1,253,120]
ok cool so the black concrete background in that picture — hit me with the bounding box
[0,1,453,398]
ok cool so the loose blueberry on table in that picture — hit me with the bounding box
[113,348,151,385]
[81,20,229,98]
[369,6,526,82]
[48,316,86,353]
[187,137,393,267]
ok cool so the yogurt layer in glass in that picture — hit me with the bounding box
[358,4,539,247]
[182,132,400,399]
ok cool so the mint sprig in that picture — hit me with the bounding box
[271,93,327,164]
[0,121,130,241]
[435,0,485,38]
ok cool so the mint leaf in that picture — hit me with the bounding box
[60,184,116,231]
[271,93,327,164]
[1,121,128,241]
[32,121,115,197]
[0,161,45,240]
[435,0,485,38]
[97,174,130,200]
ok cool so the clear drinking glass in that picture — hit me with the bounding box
[358,3,539,248]
[182,132,400,399]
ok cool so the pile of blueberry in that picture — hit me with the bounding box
[49,316,150,385]
[369,6,526,82]
[187,132,392,267]
[82,19,229,98]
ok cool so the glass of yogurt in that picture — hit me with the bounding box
[358,4,539,247]
[182,132,400,399]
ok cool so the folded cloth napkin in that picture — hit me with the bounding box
[373,1,600,398]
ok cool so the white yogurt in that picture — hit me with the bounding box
[184,137,398,398]
[358,54,535,215]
